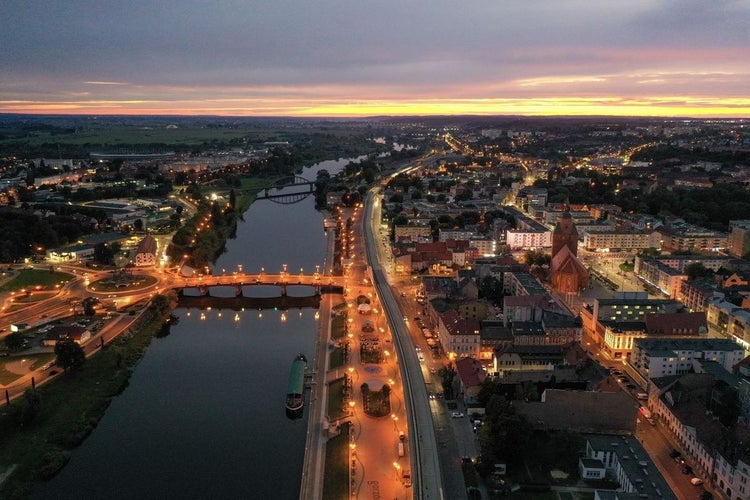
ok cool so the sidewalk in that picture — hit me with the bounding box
[299,225,336,500]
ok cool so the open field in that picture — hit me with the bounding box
[0,270,74,293]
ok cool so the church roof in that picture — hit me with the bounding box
[550,245,587,275]
[137,234,157,255]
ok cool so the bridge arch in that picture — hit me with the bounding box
[257,175,316,204]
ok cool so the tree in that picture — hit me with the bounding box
[685,262,714,280]
[150,293,175,317]
[4,331,26,352]
[82,297,99,316]
[20,388,42,426]
[54,339,86,372]
[478,275,504,304]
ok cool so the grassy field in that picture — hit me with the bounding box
[330,314,347,340]
[0,269,74,293]
[327,377,347,421]
[0,120,378,150]
[322,421,350,500]
[329,346,346,369]
[88,274,158,293]
[0,353,56,386]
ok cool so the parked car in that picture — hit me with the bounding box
[682,465,693,475]
[451,412,465,418]
[669,449,681,459]
[691,477,704,486]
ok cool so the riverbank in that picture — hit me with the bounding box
[300,222,337,499]
[0,304,172,499]
[1,157,378,498]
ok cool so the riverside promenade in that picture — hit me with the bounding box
[299,222,337,500]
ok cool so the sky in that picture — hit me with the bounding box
[1,0,749,118]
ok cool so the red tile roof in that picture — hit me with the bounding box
[456,357,486,388]
[645,312,707,335]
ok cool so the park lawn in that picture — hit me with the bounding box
[323,421,350,500]
[88,274,158,292]
[0,353,57,385]
[330,314,347,340]
[0,269,73,293]
[329,346,346,370]
[327,377,347,421]
[238,177,275,192]
[10,292,59,305]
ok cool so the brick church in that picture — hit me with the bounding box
[550,211,589,294]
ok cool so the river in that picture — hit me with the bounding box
[34,157,360,500]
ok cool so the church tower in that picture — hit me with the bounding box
[552,211,578,257]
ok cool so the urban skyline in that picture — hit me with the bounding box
[2,0,749,118]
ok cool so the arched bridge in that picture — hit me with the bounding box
[175,272,346,298]
[255,175,316,204]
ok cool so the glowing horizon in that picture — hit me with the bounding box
[3,1,750,120]
[2,95,749,119]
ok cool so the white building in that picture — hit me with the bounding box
[631,338,746,380]
[583,230,661,251]
[505,229,551,250]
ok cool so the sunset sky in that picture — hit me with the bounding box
[2,0,749,118]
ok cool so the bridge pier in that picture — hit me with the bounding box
[234,284,244,297]
[198,285,208,296]
[280,284,287,296]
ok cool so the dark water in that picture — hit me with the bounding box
[34,158,356,500]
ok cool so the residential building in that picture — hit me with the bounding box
[707,299,750,349]
[436,309,481,358]
[515,390,637,435]
[680,280,725,313]
[631,338,746,380]
[493,344,567,375]
[634,256,687,299]
[658,224,728,252]
[584,435,676,500]
[455,357,486,407]
[729,220,750,258]
[394,224,432,242]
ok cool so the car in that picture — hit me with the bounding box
[626,383,636,389]
[399,431,405,441]
[682,465,693,475]
[691,477,704,486]
[451,412,465,418]
[675,456,686,464]
[669,449,681,459]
